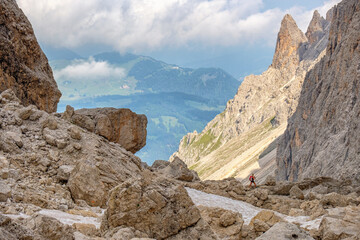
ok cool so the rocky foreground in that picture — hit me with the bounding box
[0,99,359,239]
[0,91,359,239]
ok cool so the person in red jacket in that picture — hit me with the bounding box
[249,173,256,188]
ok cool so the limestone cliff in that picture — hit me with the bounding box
[0,0,61,113]
[172,12,331,180]
[276,0,360,181]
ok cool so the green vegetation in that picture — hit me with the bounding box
[192,130,216,149]
[53,51,240,164]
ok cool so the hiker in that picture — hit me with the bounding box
[249,173,256,188]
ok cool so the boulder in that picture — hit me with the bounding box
[26,214,74,240]
[103,226,153,240]
[320,192,348,208]
[64,107,147,153]
[289,185,304,200]
[318,206,360,240]
[156,157,200,182]
[265,175,276,186]
[0,181,11,202]
[0,0,61,112]
[186,178,245,200]
[151,160,170,170]
[0,214,40,240]
[198,206,243,240]
[57,165,75,182]
[300,200,327,219]
[255,222,314,240]
[254,189,269,201]
[102,171,217,239]
[274,181,295,195]
[250,210,284,229]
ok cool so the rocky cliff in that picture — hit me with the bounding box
[0,0,61,113]
[276,0,360,181]
[172,11,331,181]
[63,106,147,153]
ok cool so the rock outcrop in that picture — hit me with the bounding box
[172,10,331,181]
[151,157,200,182]
[63,106,147,153]
[276,0,360,181]
[271,14,308,70]
[0,90,142,208]
[102,170,217,239]
[0,0,61,113]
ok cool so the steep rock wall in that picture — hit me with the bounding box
[276,0,360,181]
[0,0,61,113]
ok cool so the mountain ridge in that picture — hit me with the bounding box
[172,10,331,181]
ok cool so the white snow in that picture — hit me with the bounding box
[4,212,30,219]
[5,209,102,229]
[186,187,323,229]
[38,209,102,228]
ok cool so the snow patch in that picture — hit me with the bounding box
[38,209,102,228]
[186,187,322,229]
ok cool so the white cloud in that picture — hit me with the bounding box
[54,57,125,80]
[17,0,341,52]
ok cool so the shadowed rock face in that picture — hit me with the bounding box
[276,0,360,181]
[306,10,329,45]
[63,106,147,153]
[0,0,61,113]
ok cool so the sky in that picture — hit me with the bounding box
[17,0,341,79]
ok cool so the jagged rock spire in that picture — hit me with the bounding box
[306,10,328,45]
[271,14,307,70]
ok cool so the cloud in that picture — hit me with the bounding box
[54,57,125,80]
[17,0,340,52]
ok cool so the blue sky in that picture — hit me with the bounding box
[18,0,340,78]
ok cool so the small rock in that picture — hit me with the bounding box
[0,181,11,202]
[57,165,74,182]
[68,126,82,140]
[16,105,35,120]
[56,139,68,149]
[265,175,276,186]
[0,156,9,169]
[62,105,75,121]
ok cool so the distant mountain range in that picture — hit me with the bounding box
[45,48,241,163]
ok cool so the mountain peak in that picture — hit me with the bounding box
[306,10,328,44]
[271,14,307,70]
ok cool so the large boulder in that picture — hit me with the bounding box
[255,222,314,240]
[318,206,360,239]
[0,0,61,112]
[250,210,284,231]
[25,214,74,240]
[102,171,217,239]
[63,106,147,153]
[155,157,200,182]
[198,206,243,240]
